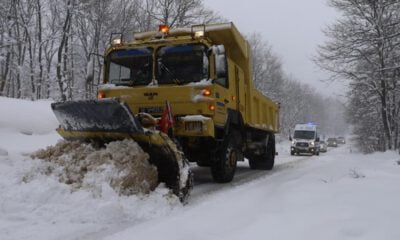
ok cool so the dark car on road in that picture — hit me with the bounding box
[327,138,338,147]
[337,137,346,144]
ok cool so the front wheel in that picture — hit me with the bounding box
[211,130,242,183]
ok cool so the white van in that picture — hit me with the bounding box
[290,124,320,156]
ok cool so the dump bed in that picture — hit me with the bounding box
[201,23,279,133]
[245,88,279,133]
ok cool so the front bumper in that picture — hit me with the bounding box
[291,146,318,154]
[174,116,215,137]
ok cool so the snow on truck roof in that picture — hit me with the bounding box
[133,22,249,61]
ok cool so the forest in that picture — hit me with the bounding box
[4,0,388,150]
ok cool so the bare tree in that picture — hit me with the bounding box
[148,0,221,27]
[248,32,284,102]
[248,33,345,137]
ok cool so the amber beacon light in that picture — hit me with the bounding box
[202,88,211,97]
[97,91,106,99]
[159,25,170,33]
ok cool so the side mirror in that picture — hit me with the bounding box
[213,45,227,79]
[289,136,292,141]
[316,137,320,142]
[86,54,94,83]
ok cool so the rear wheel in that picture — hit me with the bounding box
[211,129,242,183]
[249,134,275,170]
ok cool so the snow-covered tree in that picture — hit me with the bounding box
[316,0,400,152]
[0,0,221,100]
[249,33,346,138]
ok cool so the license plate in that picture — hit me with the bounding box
[138,106,163,114]
[185,121,203,132]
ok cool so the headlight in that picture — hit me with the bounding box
[111,38,122,46]
[310,141,315,146]
[291,140,296,145]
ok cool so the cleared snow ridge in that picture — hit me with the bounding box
[30,139,159,196]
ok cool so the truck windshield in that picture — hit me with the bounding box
[156,44,208,84]
[108,48,153,86]
[294,131,315,139]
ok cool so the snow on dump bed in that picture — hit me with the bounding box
[30,139,159,195]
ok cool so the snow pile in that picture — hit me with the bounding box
[30,139,159,195]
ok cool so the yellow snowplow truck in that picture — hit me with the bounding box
[51,23,279,201]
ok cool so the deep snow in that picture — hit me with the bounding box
[1,96,400,240]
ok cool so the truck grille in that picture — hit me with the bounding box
[296,142,309,147]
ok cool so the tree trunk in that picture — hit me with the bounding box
[56,1,71,101]
[36,0,43,99]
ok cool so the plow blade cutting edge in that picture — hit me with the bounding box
[51,99,193,202]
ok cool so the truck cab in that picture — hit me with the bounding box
[290,123,320,156]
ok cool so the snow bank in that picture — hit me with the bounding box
[0,97,61,154]
[0,97,58,134]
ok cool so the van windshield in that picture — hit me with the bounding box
[156,44,208,84]
[294,130,315,139]
[108,48,153,86]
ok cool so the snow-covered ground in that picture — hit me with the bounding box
[1,96,400,240]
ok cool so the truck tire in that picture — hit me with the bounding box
[249,134,275,170]
[211,130,242,183]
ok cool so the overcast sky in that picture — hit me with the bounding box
[203,0,346,98]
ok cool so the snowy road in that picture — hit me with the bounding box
[190,153,314,204]
[105,145,400,240]
[1,97,400,240]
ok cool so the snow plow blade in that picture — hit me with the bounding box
[51,99,144,134]
[51,99,193,202]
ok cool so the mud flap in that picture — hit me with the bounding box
[51,99,144,133]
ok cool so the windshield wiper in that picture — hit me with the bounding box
[158,60,183,85]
